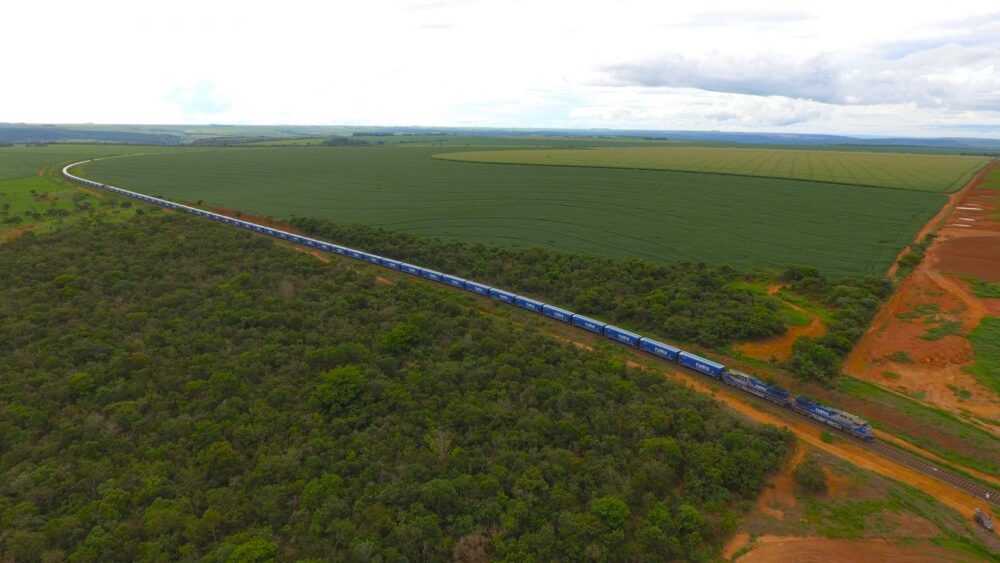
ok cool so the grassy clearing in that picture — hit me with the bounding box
[775,289,836,324]
[961,276,1000,299]
[435,147,989,192]
[79,146,946,276]
[780,304,813,327]
[836,377,1000,476]
[0,174,143,238]
[967,317,1000,395]
[887,351,914,363]
[922,320,964,341]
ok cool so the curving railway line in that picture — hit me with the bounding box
[61,159,1000,511]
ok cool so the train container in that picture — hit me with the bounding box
[514,296,544,313]
[420,268,444,283]
[572,314,605,334]
[604,325,641,347]
[464,280,491,296]
[678,351,726,378]
[542,304,573,323]
[332,246,347,255]
[400,263,421,276]
[490,288,516,304]
[347,249,365,260]
[365,254,381,265]
[381,258,401,270]
[792,396,874,440]
[442,274,466,289]
[638,337,680,361]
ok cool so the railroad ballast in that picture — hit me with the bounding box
[62,162,876,442]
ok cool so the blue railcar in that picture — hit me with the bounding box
[604,325,641,347]
[381,258,401,270]
[365,254,381,265]
[347,249,365,260]
[420,268,444,283]
[678,351,726,378]
[792,396,874,441]
[514,296,544,313]
[572,314,605,334]
[542,304,573,323]
[490,288,516,304]
[464,280,491,296]
[400,263,421,276]
[332,246,347,255]
[442,274,466,289]
[638,337,680,361]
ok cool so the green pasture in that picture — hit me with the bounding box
[0,174,142,238]
[434,147,990,192]
[78,146,947,276]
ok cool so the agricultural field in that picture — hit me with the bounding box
[0,144,164,181]
[435,147,989,192]
[78,146,951,276]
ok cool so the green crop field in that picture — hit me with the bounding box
[434,147,989,192]
[0,144,171,181]
[76,146,950,276]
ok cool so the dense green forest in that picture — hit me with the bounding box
[0,213,790,561]
[289,218,787,348]
[290,219,893,383]
[781,266,892,381]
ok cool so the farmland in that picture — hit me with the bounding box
[78,146,952,276]
[435,147,989,192]
[0,144,166,181]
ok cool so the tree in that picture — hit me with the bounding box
[591,496,630,530]
[794,458,828,494]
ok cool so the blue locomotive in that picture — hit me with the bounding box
[62,162,877,442]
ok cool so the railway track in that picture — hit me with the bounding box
[865,439,1000,507]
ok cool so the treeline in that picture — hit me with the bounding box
[289,218,787,348]
[0,214,790,561]
[783,265,892,381]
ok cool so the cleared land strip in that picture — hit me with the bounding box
[434,147,990,192]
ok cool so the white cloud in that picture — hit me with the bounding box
[1,0,998,137]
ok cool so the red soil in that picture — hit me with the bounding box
[0,225,35,244]
[735,537,974,563]
[846,160,1000,432]
[190,203,303,234]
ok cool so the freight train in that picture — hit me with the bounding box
[62,162,876,442]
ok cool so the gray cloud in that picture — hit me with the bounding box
[602,31,1000,111]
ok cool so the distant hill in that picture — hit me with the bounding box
[2,123,997,153]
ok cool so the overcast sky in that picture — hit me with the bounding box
[5,0,999,136]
